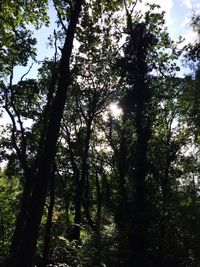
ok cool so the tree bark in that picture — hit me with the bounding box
[9,169,34,265]
[132,28,151,267]
[132,37,151,267]
[72,115,93,240]
[42,173,55,267]
[73,181,82,240]
[117,20,152,266]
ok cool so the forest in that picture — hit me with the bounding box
[0,0,200,266]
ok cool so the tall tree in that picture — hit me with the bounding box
[114,4,182,266]
[11,1,84,266]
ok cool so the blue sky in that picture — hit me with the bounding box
[169,0,199,38]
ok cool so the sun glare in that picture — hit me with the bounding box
[109,102,122,117]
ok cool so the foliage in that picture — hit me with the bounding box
[0,170,21,261]
[0,0,49,76]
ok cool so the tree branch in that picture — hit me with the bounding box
[53,0,68,32]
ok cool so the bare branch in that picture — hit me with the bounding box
[52,0,68,32]
[68,0,74,13]
[130,0,139,16]
[3,69,27,169]
[20,63,34,82]
[9,83,27,157]
[62,124,80,177]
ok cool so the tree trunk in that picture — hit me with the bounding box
[14,1,83,266]
[73,182,82,240]
[72,116,93,240]
[132,43,151,267]
[9,169,34,266]
[42,173,55,267]
[116,20,152,266]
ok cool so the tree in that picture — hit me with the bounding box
[113,3,183,266]
[0,1,200,267]
[13,0,84,266]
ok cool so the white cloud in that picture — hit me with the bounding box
[182,0,200,10]
[156,0,174,26]
[181,13,191,28]
[183,0,193,9]
[182,28,198,46]
[135,0,174,27]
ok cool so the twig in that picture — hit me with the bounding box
[20,63,34,82]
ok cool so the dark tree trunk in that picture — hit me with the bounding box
[132,31,151,267]
[133,106,150,267]
[159,133,174,265]
[118,128,130,215]
[42,174,55,267]
[115,127,133,266]
[72,115,93,240]
[83,177,98,234]
[9,169,34,266]
[116,20,152,266]
[94,171,103,265]
[14,1,83,266]
[95,171,102,231]
[73,182,82,240]
[63,191,70,225]
[9,62,58,267]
